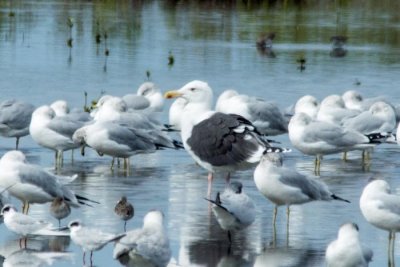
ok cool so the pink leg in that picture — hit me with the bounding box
[207,172,213,197]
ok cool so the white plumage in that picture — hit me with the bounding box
[326,223,373,267]
[113,210,171,267]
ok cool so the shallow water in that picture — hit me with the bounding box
[0,1,400,266]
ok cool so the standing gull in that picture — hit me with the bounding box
[69,220,126,266]
[326,223,373,267]
[164,80,288,192]
[0,150,96,214]
[288,112,384,174]
[72,120,181,169]
[114,196,134,231]
[215,89,288,136]
[360,179,400,264]
[204,181,256,243]
[113,210,171,267]
[91,96,178,148]
[253,152,349,238]
[29,105,83,168]
[0,99,35,149]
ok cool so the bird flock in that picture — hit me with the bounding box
[0,80,400,266]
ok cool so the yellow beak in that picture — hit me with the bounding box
[164,90,183,99]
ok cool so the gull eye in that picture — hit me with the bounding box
[190,88,196,92]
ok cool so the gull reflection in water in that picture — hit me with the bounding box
[0,236,73,267]
[253,247,324,267]
[3,249,73,267]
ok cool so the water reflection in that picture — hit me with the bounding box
[3,249,73,267]
[256,32,276,58]
[253,247,324,267]
[0,236,73,267]
[330,35,348,58]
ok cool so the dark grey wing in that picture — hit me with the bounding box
[17,164,64,198]
[248,99,288,135]
[278,168,330,200]
[0,100,35,129]
[186,112,267,166]
[47,117,85,138]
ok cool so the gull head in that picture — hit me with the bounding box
[342,90,363,110]
[68,220,83,232]
[262,152,283,167]
[228,181,243,194]
[342,90,363,103]
[370,101,395,118]
[32,105,56,120]
[215,89,239,112]
[143,210,165,229]
[93,95,113,110]
[50,100,70,116]
[364,179,391,195]
[294,95,319,118]
[1,204,17,216]
[320,94,345,109]
[0,150,27,165]
[137,82,158,96]
[338,222,360,239]
[290,112,312,127]
[102,97,128,113]
[72,127,87,145]
[164,80,213,106]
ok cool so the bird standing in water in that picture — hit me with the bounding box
[114,196,134,231]
[50,197,71,228]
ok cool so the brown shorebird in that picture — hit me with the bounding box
[50,197,71,228]
[114,196,134,231]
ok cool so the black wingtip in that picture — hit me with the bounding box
[263,147,292,154]
[75,194,100,204]
[331,194,351,203]
[162,124,180,132]
[173,140,184,149]
[366,132,391,143]
[266,138,281,144]
[204,194,228,212]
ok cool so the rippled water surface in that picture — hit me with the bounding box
[0,1,400,266]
